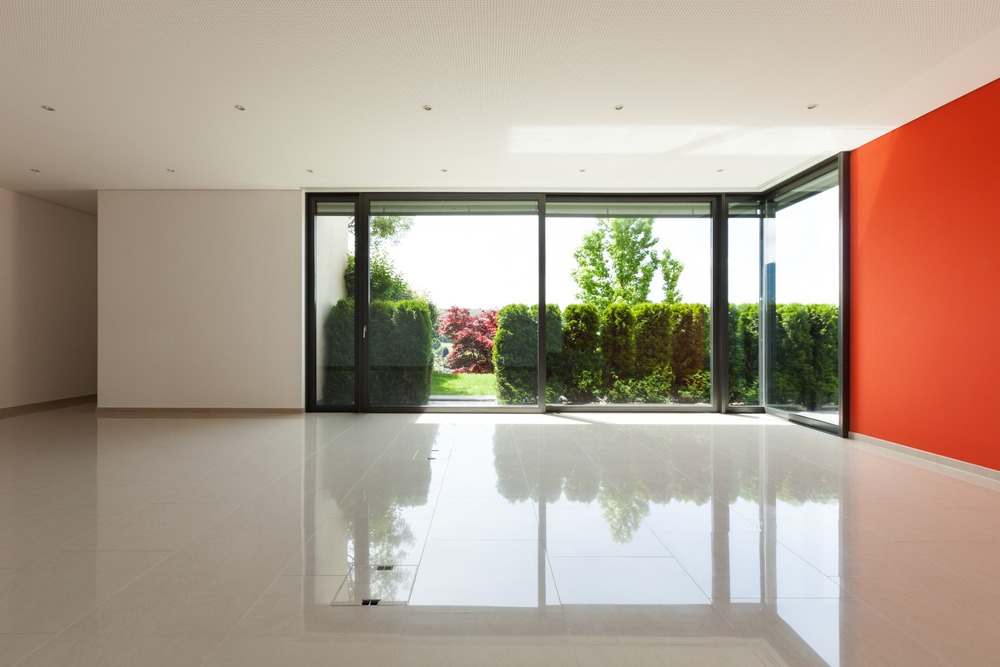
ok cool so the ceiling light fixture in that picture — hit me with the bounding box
[234,104,246,111]
[579,169,586,172]
[29,168,41,173]
[422,105,432,111]
[614,105,624,111]
[440,168,448,172]
[41,105,55,111]
[717,168,725,172]
[306,169,314,173]
[166,168,176,172]
[806,103,818,110]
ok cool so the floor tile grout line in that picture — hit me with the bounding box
[510,424,567,610]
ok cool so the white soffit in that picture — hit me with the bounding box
[1,0,999,213]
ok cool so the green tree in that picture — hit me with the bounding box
[572,218,660,312]
[348,215,413,251]
[344,253,415,302]
[661,248,684,305]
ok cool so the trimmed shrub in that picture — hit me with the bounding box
[601,303,636,384]
[532,304,563,402]
[493,304,538,405]
[322,298,355,405]
[369,299,433,406]
[773,303,838,410]
[633,303,673,377]
[558,304,603,403]
[810,303,840,407]
[727,303,759,405]
[671,303,709,402]
[630,303,674,402]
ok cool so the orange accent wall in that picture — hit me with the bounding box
[851,77,1000,471]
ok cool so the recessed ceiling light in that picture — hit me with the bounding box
[306,169,314,173]
[41,105,55,111]
[234,104,246,111]
[614,105,624,111]
[579,169,586,172]
[166,168,176,172]
[806,103,818,110]
[29,168,41,173]
[717,168,725,172]
[422,105,432,111]
[440,168,448,172]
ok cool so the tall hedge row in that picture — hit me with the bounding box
[728,303,759,405]
[368,299,434,406]
[771,303,838,410]
[322,297,435,406]
[493,304,538,405]
[323,296,837,409]
[491,301,836,407]
[727,303,839,408]
[600,303,636,380]
[558,304,603,402]
[322,298,356,405]
[491,301,711,404]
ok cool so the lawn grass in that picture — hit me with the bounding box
[431,371,496,396]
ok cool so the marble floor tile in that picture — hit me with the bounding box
[203,636,398,667]
[0,550,172,634]
[14,634,220,667]
[0,634,54,667]
[3,407,1000,666]
[58,502,239,551]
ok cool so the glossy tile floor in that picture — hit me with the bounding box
[2,406,999,666]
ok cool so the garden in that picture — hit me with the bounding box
[322,216,838,409]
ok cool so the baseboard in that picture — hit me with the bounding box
[850,432,1000,490]
[0,394,97,419]
[95,407,303,417]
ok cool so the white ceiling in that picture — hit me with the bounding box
[3,0,1000,215]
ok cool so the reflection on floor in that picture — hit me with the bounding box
[1,407,998,666]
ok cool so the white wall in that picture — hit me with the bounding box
[98,190,302,409]
[0,188,97,410]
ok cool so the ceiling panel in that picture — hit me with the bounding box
[1,0,999,213]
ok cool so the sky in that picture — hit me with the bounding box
[367,190,839,311]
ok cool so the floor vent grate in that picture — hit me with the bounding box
[361,599,381,606]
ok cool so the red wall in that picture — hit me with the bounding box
[851,77,1000,470]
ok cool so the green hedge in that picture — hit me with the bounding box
[771,303,838,410]
[600,303,636,380]
[728,303,759,405]
[669,303,710,402]
[534,304,563,403]
[483,300,838,409]
[322,299,355,405]
[369,299,433,406]
[493,304,538,405]
[633,303,672,376]
[558,304,603,403]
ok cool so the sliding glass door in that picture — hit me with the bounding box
[306,163,848,430]
[544,200,713,407]
[365,199,540,409]
[309,199,359,409]
[762,164,843,430]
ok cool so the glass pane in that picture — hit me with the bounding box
[545,203,712,406]
[366,201,539,408]
[315,203,356,407]
[728,201,761,407]
[764,172,840,425]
